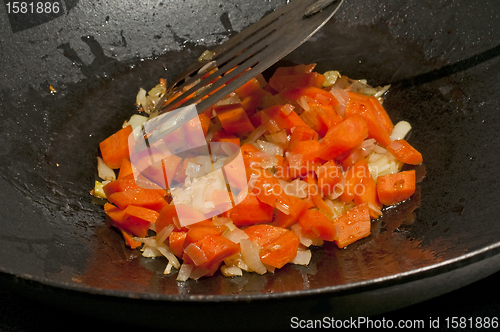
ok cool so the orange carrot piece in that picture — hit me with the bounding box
[288,126,317,151]
[214,103,255,134]
[269,72,325,93]
[183,223,223,250]
[123,205,160,224]
[346,92,391,147]
[245,224,288,247]
[376,170,416,206]
[316,160,342,196]
[99,125,133,169]
[241,89,272,118]
[317,115,368,161]
[226,193,274,227]
[169,230,187,258]
[369,96,394,134]
[297,209,337,242]
[104,202,151,238]
[117,158,134,180]
[387,139,423,165]
[332,203,371,248]
[259,231,300,268]
[234,77,262,99]
[107,189,169,213]
[261,104,307,133]
[211,129,241,147]
[305,173,334,218]
[120,229,143,249]
[192,235,240,275]
[273,195,310,228]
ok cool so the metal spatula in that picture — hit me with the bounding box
[152,0,344,117]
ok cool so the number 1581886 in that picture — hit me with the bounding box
[6,2,60,14]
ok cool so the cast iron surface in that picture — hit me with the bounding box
[0,0,499,328]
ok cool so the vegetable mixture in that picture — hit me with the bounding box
[92,63,423,281]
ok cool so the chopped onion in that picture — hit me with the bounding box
[157,243,181,270]
[329,89,348,118]
[322,70,341,87]
[390,121,412,141]
[184,243,208,266]
[135,88,147,107]
[221,265,243,277]
[224,227,249,244]
[177,263,194,281]
[97,157,116,182]
[240,239,266,274]
[290,247,312,266]
[279,178,308,198]
[297,96,310,111]
[156,224,175,245]
[123,114,149,130]
[265,130,288,146]
[281,104,294,115]
[243,125,266,144]
[255,140,284,157]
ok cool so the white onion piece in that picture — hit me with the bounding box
[390,121,412,141]
[157,244,181,270]
[97,157,116,181]
[243,125,266,144]
[184,243,208,266]
[265,130,288,146]
[177,263,194,281]
[255,140,283,157]
[156,224,175,245]
[221,265,243,277]
[290,248,312,266]
[329,89,349,118]
[240,239,266,274]
[224,227,249,244]
[123,114,149,130]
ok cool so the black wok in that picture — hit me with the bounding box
[1,0,499,330]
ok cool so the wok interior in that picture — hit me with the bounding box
[0,0,499,299]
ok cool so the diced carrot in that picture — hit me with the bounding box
[299,106,343,137]
[99,125,133,169]
[173,154,197,184]
[169,230,187,258]
[214,103,255,134]
[288,126,317,151]
[241,89,272,118]
[376,170,416,206]
[297,209,337,242]
[345,92,391,147]
[316,160,342,196]
[387,139,423,165]
[269,73,325,93]
[107,189,169,213]
[317,115,369,161]
[245,224,299,268]
[226,193,274,227]
[210,129,241,146]
[117,158,134,180]
[234,77,262,99]
[332,203,371,248]
[347,159,381,219]
[259,231,300,268]
[287,140,322,177]
[273,195,310,228]
[338,158,381,219]
[190,235,240,275]
[271,64,316,77]
[240,143,263,171]
[183,223,223,249]
[103,173,166,198]
[369,96,393,134]
[305,173,334,218]
[261,104,307,133]
[249,168,290,212]
[123,205,159,224]
[245,224,288,247]
[198,109,212,136]
[104,202,151,238]
[156,203,208,232]
[120,229,142,249]
[280,86,338,109]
